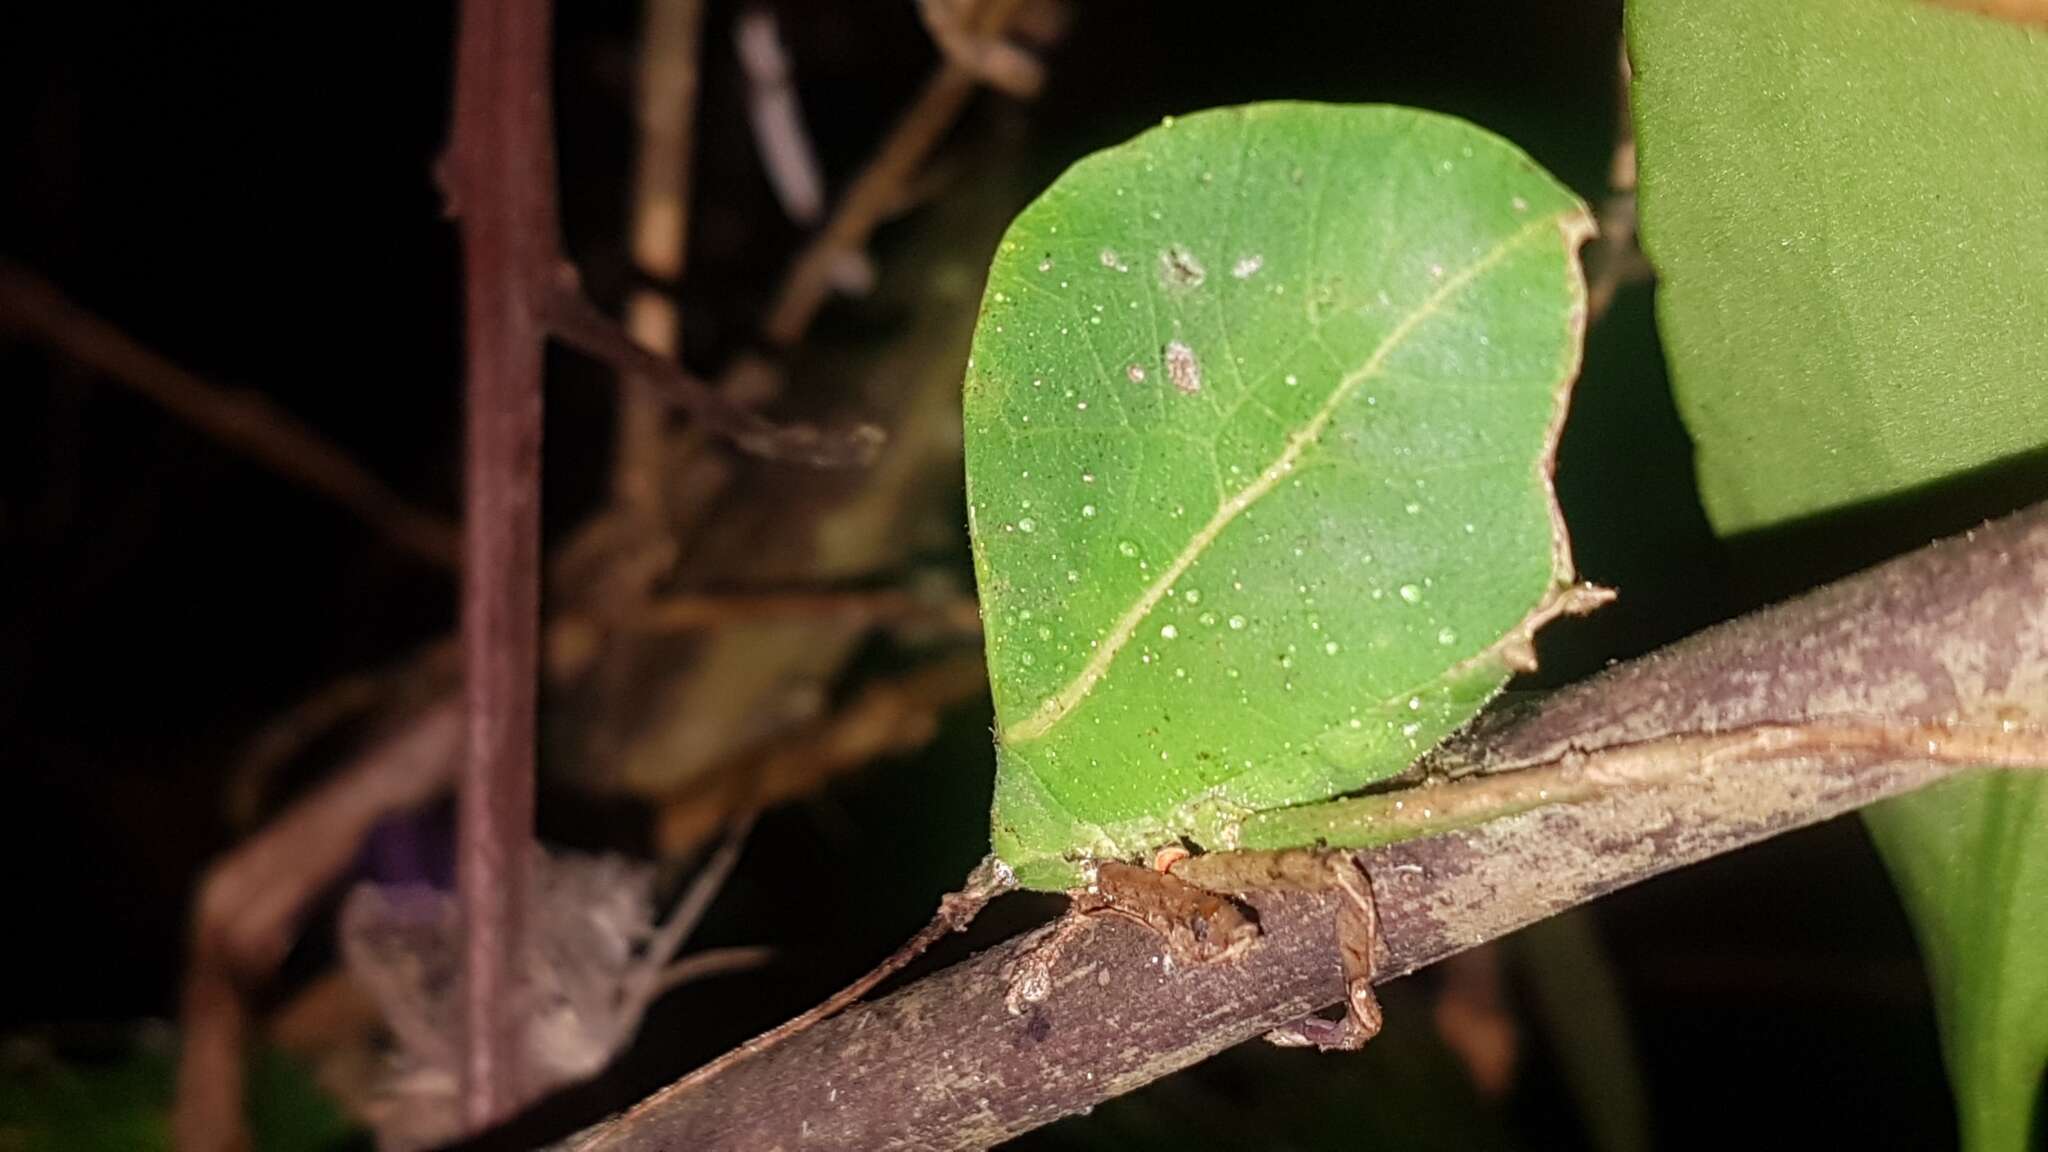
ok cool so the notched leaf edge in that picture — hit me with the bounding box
[1001,205,1606,749]
[1463,205,1612,679]
[996,205,1608,887]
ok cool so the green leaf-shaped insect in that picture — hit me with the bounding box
[708,103,1602,1069]
[967,102,1598,891]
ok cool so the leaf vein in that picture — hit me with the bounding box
[1002,212,1564,744]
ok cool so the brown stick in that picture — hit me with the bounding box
[543,283,882,467]
[916,0,1045,98]
[654,651,991,858]
[636,0,1035,555]
[616,0,707,532]
[628,588,981,636]
[0,261,461,571]
[174,703,464,1152]
[563,503,2048,1151]
[446,0,554,1125]
[1584,37,1644,324]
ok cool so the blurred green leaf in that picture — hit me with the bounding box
[0,1037,170,1152]
[1513,912,1650,1152]
[1630,0,2048,1147]
[1867,775,2048,1152]
[965,102,1593,889]
[0,1031,358,1152]
[1630,0,2048,536]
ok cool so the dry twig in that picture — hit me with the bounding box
[627,587,980,638]
[655,652,990,858]
[917,0,1045,98]
[613,0,708,552]
[543,282,884,468]
[735,7,827,225]
[760,0,1030,347]
[0,261,461,570]
[1585,38,1647,323]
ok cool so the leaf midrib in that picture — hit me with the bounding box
[1001,211,1570,745]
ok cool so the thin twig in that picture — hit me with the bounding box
[558,0,710,810]
[652,946,778,997]
[760,0,1029,347]
[654,652,990,858]
[614,0,706,551]
[619,815,757,1019]
[578,856,1017,1151]
[627,587,981,636]
[735,7,827,225]
[226,671,403,828]
[222,587,975,838]
[0,261,461,570]
[640,0,1040,560]
[544,280,884,467]
[916,0,1045,97]
[1585,37,1646,323]
[1431,947,1518,1097]
[560,502,2048,1151]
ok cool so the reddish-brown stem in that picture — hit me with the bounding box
[447,0,555,1126]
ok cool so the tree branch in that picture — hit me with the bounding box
[566,502,2048,1151]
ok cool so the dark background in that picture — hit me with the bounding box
[2,2,1981,1148]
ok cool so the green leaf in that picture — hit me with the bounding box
[0,1033,358,1152]
[964,103,1594,890]
[1630,0,2048,1146]
[1631,0,2048,535]
[1868,775,2048,1152]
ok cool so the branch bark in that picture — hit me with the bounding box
[568,502,2048,1151]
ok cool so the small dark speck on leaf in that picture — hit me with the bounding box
[1159,245,1206,289]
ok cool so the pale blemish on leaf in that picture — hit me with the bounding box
[1163,341,1201,396]
[1003,214,1567,746]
